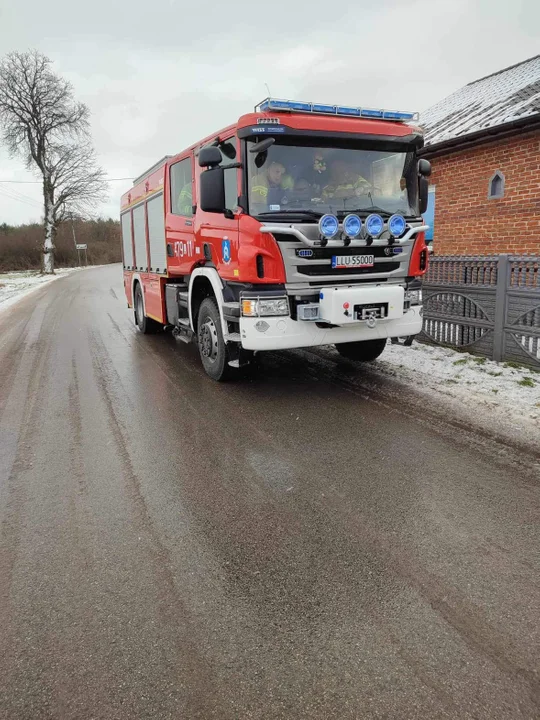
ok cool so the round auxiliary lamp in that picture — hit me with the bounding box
[388,214,407,244]
[342,214,362,245]
[318,214,339,246]
[365,214,384,245]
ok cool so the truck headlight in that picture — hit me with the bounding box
[241,297,289,317]
[259,298,289,316]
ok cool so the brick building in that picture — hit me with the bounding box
[420,55,540,256]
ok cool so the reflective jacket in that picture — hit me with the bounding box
[250,173,294,203]
[322,174,370,201]
[178,183,192,216]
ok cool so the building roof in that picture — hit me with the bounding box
[421,55,540,148]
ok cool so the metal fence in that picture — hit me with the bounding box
[419,254,540,368]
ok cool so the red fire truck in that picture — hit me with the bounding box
[121,98,431,380]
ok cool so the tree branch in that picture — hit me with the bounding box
[0,50,106,272]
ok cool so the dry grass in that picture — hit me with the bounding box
[0,218,121,271]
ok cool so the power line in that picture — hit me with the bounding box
[2,184,41,201]
[0,186,42,209]
[0,177,133,183]
[0,184,43,205]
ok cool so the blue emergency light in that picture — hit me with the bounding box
[257,98,418,122]
[319,214,339,239]
[343,214,362,238]
[388,214,407,237]
[366,214,384,237]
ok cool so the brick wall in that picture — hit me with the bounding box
[428,130,540,255]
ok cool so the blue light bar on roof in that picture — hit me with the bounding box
[361,108,384,119]
[288,100,312,112]
[336,106,361,116]
[383,110,415,120]
[312,103,336,114]
[257,98,418,122]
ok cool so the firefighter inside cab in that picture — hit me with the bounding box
[178,181,193,216]
[250,161,294,209]
[321,160,371,202]
[248,149,382,212]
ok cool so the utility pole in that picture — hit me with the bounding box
[69,214,88,266]
[70,216,80,266]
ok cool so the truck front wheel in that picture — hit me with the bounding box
[336,338,387,362]
[197,298,233,381]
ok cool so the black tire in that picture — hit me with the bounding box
[197,297,233,381]
[336,338,387,362]
[134,283,160,334]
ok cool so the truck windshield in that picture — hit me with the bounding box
[247,139,419,219]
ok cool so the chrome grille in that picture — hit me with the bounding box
[297,262,400,277]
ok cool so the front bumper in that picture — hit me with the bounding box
[240,306,422,351]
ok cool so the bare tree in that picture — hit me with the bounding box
[0,51,107,273]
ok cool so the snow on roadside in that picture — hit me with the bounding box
[378,340,540,433]
[0,268,82,313]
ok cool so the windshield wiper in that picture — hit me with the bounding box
[257,209,324,220]
[337,206,392,218]
[337,207,414,219]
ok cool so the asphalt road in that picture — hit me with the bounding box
[0,264,539,720]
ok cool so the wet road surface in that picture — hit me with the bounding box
[0,264,539,719]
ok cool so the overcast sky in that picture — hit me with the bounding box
[0,0,538,225]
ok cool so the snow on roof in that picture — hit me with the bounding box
[421,55,540,147]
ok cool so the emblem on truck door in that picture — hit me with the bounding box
[222,238,231,264]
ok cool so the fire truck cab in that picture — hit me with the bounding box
[121,98,431,380]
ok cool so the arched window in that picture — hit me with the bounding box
[488,170,505,199]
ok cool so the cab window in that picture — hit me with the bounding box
[170,158,193,217]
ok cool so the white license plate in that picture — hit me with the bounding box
[332,254,374,269]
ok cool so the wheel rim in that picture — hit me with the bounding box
[136,290,144,326]
[199,315,219,363]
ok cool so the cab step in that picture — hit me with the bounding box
[172,318,193,344]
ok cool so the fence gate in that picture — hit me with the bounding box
[420,255,540,369]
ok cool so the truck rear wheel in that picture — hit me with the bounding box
[336,338,387,362]
[197,298,233,381]
[134,283,159,334]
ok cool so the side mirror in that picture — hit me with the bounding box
[199,166,226,213]
[255,152,267,169]
[199,146,222,168]
[249,137,275,154]
[419,176,429,215]
[249,137,276,169]
[418,159,431,177]
[220,141,237,160]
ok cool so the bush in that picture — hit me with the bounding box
[0,218,121,271]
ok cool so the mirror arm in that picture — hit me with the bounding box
[249,137,276,154]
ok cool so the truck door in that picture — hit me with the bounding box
[166,155,196,274]
[195,136,240,282]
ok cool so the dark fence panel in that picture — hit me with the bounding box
[420,255,540,368]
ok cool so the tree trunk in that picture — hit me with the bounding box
[43,183,55,274]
